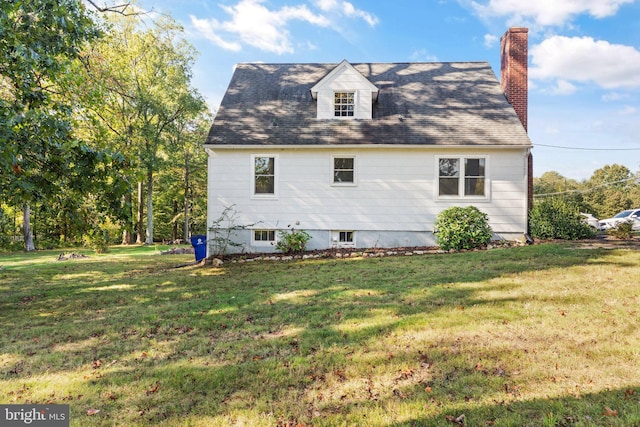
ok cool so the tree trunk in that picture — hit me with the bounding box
[23,204,35,252]
[172,200,178,241]
[183,149,190,241]
[136,181,144,244]
[122,189,134,244]
[145,167,153,245]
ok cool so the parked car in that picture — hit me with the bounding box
[599,209,640,230]
[580,213,602,230]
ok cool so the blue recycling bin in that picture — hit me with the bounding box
[190,235,207,262]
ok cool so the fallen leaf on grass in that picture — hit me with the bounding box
[87,408,100,416]
[395,369,414,381]
[602,407,618,417]
[334,370,347,381]
[103,392,118,401]
[146,383,160,395]
[393,388,407,399]
[445,414,465,425]
[625,389,635,398]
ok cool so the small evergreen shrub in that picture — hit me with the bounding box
[275,226,311,254]
[608,221,634,239]
[529,198,595,240]
[434,206,493,251]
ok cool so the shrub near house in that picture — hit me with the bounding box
[435,206,493,251]
[529,198,595,240]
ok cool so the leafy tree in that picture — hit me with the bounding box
[83,13,207,244]
[154,112,210,241]
[583,164,638,218]
[0,0,106,250]
[533,171,580,195]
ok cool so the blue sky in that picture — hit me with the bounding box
[132,0,640,180]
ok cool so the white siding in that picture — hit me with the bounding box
[207,147,528,252]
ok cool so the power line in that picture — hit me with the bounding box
[535,143,640,151]
[534,176,638,198]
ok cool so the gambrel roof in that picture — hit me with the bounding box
[205,61,532,147]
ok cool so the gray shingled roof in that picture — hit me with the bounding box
[205,62,532,147]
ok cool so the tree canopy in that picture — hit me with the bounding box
[1,0,210,251]
[534,164,640,219]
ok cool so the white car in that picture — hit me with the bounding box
[599,209,640,231]
[580,213,602,230]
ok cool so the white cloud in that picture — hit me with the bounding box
[410,49,439,62]
[314,0,379,26]
[601,92,630,102]
[483,33,498,48]
[191,16,243,51]
[471,0,634,26]
[191,0,377,54]
[619,105,638,115]
[551,79,577,95]
[530,36,640,90]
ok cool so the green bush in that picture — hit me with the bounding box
[275,226,311,254]
[434,206,493,251]
[83,228,110,254]
[608,221,634,239]
[529,198,595,240]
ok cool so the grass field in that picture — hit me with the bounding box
[1,243,639,426]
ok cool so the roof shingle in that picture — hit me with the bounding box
[205,62,532,147]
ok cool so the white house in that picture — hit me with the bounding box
[204,28,532,254]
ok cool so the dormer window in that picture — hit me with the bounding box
[310,60,379,120]
[334,92,355,117]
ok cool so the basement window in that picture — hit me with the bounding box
[332,230,355,247]
[254,230,275,242]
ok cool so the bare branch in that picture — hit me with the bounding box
[85,0,139,16]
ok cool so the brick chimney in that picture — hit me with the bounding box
[500,27,533,233]
[500,27,528,131]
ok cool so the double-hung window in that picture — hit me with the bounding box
[333,156,355,184]
[334,92,354,117]
[438,157,487,197]
[253,156,276,196]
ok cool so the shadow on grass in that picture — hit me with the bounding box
[387,385,640,426]
[1,244,639,425]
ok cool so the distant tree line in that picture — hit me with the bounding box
[1,0,210,251]
[533,164,640,219]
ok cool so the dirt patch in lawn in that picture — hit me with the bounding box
[553,235,640,250]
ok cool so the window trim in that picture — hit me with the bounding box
[252,229,276,246]
[251,154,278,199]
[435,155,489,200]
[332,230,355,247]
[333,91,356,119]
[331,155,357,186]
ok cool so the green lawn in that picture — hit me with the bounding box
[1,244,639,426]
